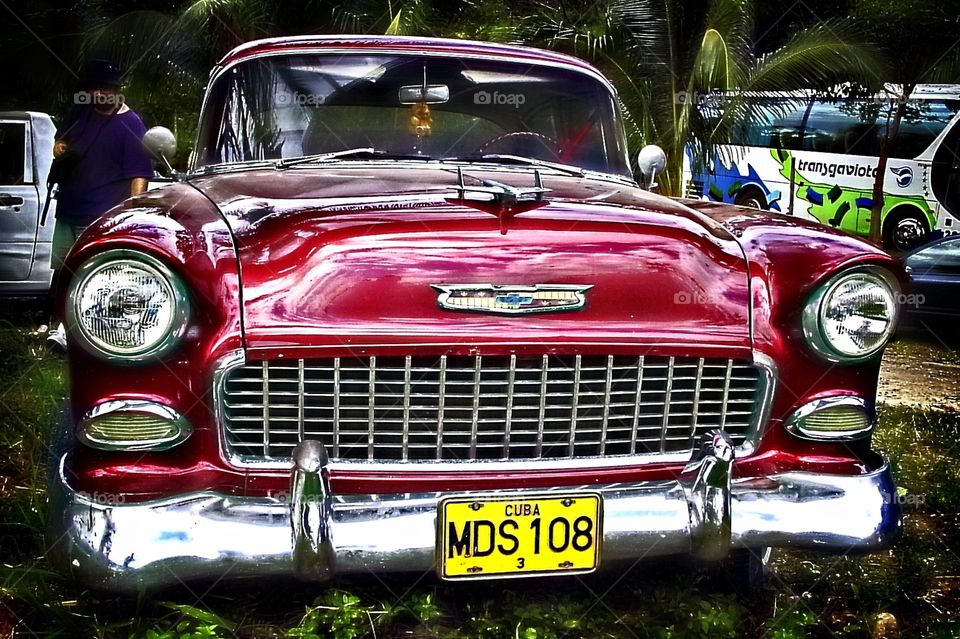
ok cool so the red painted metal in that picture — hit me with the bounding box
[59,39,903,502]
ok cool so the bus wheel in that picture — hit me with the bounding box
[735,191,766,210]
[883,208,930,252]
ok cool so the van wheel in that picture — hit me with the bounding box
[883,208,930,252]
[735,191,766,210]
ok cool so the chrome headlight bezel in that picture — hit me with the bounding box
[66,249,190,362]
[801,267,900,364]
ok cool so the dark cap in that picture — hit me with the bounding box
[81,59,123,88]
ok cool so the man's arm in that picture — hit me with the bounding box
[130,177,148,196]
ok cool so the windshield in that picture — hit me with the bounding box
[195,53,631,176]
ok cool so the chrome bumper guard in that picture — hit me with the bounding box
[50,431,901,592]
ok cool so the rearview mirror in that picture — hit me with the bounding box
[143,126,179,178]
[636,145,666,190]
[399,84,450,105]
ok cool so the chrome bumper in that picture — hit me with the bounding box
[49,433,901,592]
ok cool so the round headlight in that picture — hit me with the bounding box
[802,268,899,363]
[66,250,189,360]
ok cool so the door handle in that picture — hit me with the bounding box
[0,194,25,208]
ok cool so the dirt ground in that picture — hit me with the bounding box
[879,333,960,412]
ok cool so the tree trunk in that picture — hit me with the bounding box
[869,85,912,246]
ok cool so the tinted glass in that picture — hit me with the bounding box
[0,122,26,186]
[803,100,881,155]
[906,236,960,272]
[885,99,960,159]
[727,98,808,148]
[197,54,631,176]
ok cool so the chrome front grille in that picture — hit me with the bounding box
[219,355,767,463]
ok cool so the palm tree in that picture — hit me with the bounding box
[525,0,884,195]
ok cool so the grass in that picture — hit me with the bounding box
[0,311,958,638]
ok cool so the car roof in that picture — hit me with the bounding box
[214,35,602,78]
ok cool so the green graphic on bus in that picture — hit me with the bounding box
[772,148,935,237]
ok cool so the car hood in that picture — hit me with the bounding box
[188,165,752,357]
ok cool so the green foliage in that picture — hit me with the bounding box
[526,0,883,194]
[287,590,381,639]
[761,602,816,639]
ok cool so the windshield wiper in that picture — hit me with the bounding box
[275,148,432,169]
[444,154,585,177]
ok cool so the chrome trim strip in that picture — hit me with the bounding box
[659,356,675,454]
[333,357,341,458]
[297,359,305,442]
[630,355,644,455]
[784,395,874,441]
[402,355,412,461]
[568,354,581,457]
[599,355,613,456]
[470,355,481,460]
[367,356,376,462]
[719,359,733,430]
[536,355,547,457]
[503,354,516,459]
[688,358,705,447]
[437,355,446,460]
[262,361,271,457]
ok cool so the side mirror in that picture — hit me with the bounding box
[143,126,178,177]
[636,145,667,190]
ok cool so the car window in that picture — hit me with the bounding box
[0,122,26,186]
[906,236,960,272]
[197,54,631,176]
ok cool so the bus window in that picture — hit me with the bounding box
[931,116,960,219]
[883,99,960,159]
[803,100,881,155]
[730,98,808,148]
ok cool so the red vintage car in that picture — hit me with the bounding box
[50,36,902,592]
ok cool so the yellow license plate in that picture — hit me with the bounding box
[439,493,602,579]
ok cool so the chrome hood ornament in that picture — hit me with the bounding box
[432,284,593,315]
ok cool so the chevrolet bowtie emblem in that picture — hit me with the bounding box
[432,284,593,315]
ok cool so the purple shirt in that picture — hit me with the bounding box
[56,108,154,225]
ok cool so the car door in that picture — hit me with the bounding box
[0,117,41,281]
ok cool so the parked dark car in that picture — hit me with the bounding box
[901,233,960,339]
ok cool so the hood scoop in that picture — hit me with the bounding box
[448,167,550,234]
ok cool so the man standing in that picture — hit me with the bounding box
[46,59,155,351]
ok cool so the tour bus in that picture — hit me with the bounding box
[683,85,960,251]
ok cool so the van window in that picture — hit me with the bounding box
[0,122,27,186]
